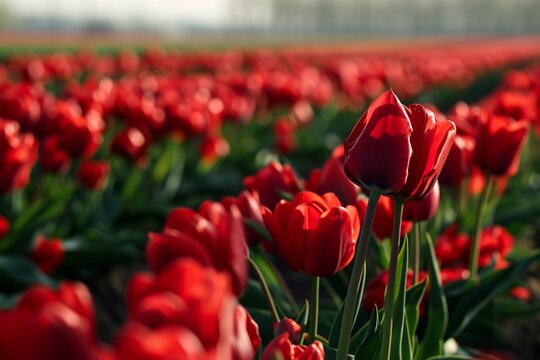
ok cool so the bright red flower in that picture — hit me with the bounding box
[274,318,303,344]
[306,145,360,205]
[355,195,413,241]
[0,281,98,360]
[125,259,260,360]
[403,181,440,222]
[0,119,38,194]
[510,286,532,302]
[146,201,248,295]
[477,225,514,270]
[440,267,470,286]
[473,114,529,177]
[77,160,110,190]
[200,134,230,165]
[30,235,64,274]
[344,90,456,200]
[262,191,360,276]
[243,161,303,209]
[261,333,324,360]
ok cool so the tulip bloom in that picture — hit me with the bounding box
[261,333,324,360]
[222,191,265,246]
[344,90,456,200]
[30,235,64,274]
[473,114,529,177]
[244,161,303,209]
[355,195,413,241]
[439,134,475,187]
[306,145,360,205]
[0,216,9,239]
[403,181,440,222]
[262,191,360,276]
[146,201,248,295]
[76,160,110,190]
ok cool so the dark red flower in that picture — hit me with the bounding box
[403,181,440,222]
[262,191,360,276]
[473,114,529,177]
[30,235,64,274]
[244,161,303,209]
[77,160,110,190]
[111,127,150,163]
[439,134,475,187]
[355,195,413,241]
[39,135,71,173]
[0,216,10,239]
[222,191,265,247]
[306,145,360,205]
[344,90,455,200]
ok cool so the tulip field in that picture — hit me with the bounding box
[1,37,540,359]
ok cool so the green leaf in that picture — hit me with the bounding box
[350,305,380,354]
[416,233,448,360]
[0,255,56,292]
[405,279,427,357]
[446,249,540,337]
[324,344,355,360]
[387,237,410,360]
[328,264,367,348]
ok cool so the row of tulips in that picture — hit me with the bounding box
[0,40,540,360]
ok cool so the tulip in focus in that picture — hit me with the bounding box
[403,181,440,222]
[261,333,324,360]
[343,90,456,200]
[262,191,360,276]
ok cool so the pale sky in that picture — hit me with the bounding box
[4,0,238,27]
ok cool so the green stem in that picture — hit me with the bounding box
[336,191,381,360]
[248,257,281,323]
[469,175,494,279]
[258,246,299,312]
[379,199,404,360]
[413,222,421,283]
[308,276,320,343]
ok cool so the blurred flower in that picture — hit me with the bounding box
[510,286,532,302]
[111,127,150,163]
[344,90,455,200]
[200,134,230,165]
[146,201,248,295]
[273,118,297,154]
[274,318,303,344]
[403,181,440,222]
[0,216,10,239]
[244,161,303,209]
[306,145,359,205]
[30,235,64,274]
[0,119,38,194]
[221,191,265,247]
[77,160,110,190]
[439,134,475,187]
[0,281,98,360]
[355,195,413,241]
[262,191,360,276]
[473,114,529,177]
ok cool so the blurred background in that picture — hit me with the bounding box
[0,0,539,45]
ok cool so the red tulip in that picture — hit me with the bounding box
[439,134,475,187]
[274,318,303,344]
[0,119,38,194]
[39,135,71,173]
[403,181,440,222]
[355,195,413,241]
[473,114,529,177]
[0,281,98,360]
[261,333,324,360]
[146,201,248,295]
[344,90,455,200]
[510,286,532,302]
[0,216,9,239]
[222,191,265,246]
[77,160,110,190]
[306,145,360,205]
[200,134,230,165]
[262,191,360,276]
[111,127,150,163]
[243,161,303,209]
[440,267,470,286]
[30,235,64,274]
[274,118,297,154]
